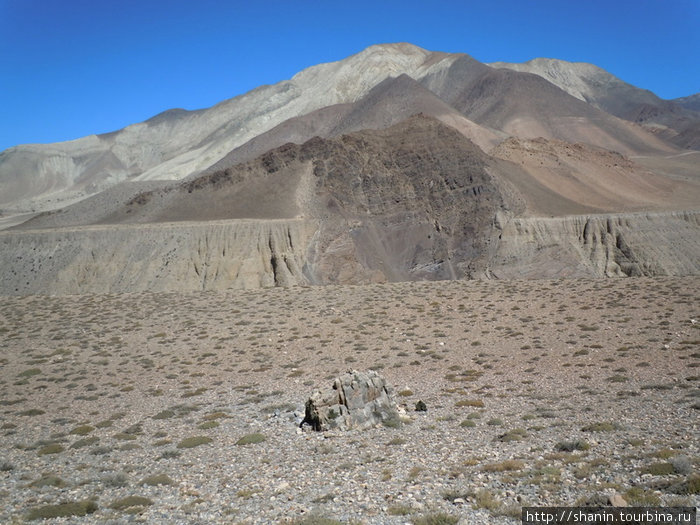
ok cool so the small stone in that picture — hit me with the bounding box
[608,493,628,507]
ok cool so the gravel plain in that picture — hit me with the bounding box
[1,277,698,524]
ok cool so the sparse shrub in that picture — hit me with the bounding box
[201,411,229,421]
[455,399,484,408]
[177,436,213,449]
[291,515,343,525]
[669,456,692,474]
[18,368,42,378]
[25,500,97,520]
[19,408,45,416]
[460,419,476,428]
[496,428,528,442]
[685,474,700,494]
[28,474,67,488]
[650,447,678,459]
[473,489,501,511]
[70,425,94,436]
[407,466,423,480]
[556,440,590,452]
[158,450,181,460]
[482,459,524,472]
[641,462,675,476]
[109,495,153,510]
[152,409,175,420]
[383,415,403,428]
[71,436,99,449]
[624,487,661,506]
[113,432,137,441]
[140,473,174,486]
[581,422,620,432]
[412,513,459,525]
[38,443,64,455]
[387,504,412,516]
[235,433,265,445]
[101,472,128,487]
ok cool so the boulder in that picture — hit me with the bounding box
[301,370,400,431]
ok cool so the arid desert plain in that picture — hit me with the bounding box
[1,277,698,523]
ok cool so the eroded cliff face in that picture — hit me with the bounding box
[490,211,700,278]
[2,211,699,295]
[0,220,313,295]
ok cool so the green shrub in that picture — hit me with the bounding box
[109,495,154,510]
[496,428,528,442]
[38,444,64,455]
[140,474,174,486]
[624,487,660,506]
[641,462,674,476]
[28,474,68,488]
[70,425,94,436]
[235,433,266,445]
[177,436,213,449]
[25,500,97,520]
[556,440,590,452]
[412,513,459,525]
[473,489,501,511]
[71,436,99,449]
[387,504,412,516]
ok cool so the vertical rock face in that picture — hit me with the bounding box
[301,370,400,431]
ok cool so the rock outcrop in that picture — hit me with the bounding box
[301,370,400,431]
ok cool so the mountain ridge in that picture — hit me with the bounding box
[2,43,693,221]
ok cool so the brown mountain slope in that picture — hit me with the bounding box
[421,55,677,155]
[199,74,503,177]
[490,137,700,216]
[489,58,700,150]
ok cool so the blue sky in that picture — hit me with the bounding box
[1,0,698,152]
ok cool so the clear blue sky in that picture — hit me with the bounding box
[1,0,698,152]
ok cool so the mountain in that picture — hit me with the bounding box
[432,57,677,154]
[1,43,699,294]
[1,43,690,219]
[0,44,454,215]
[490,58,700,149]
[674,93,700,112]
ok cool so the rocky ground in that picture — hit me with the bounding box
[0,277,698,524]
